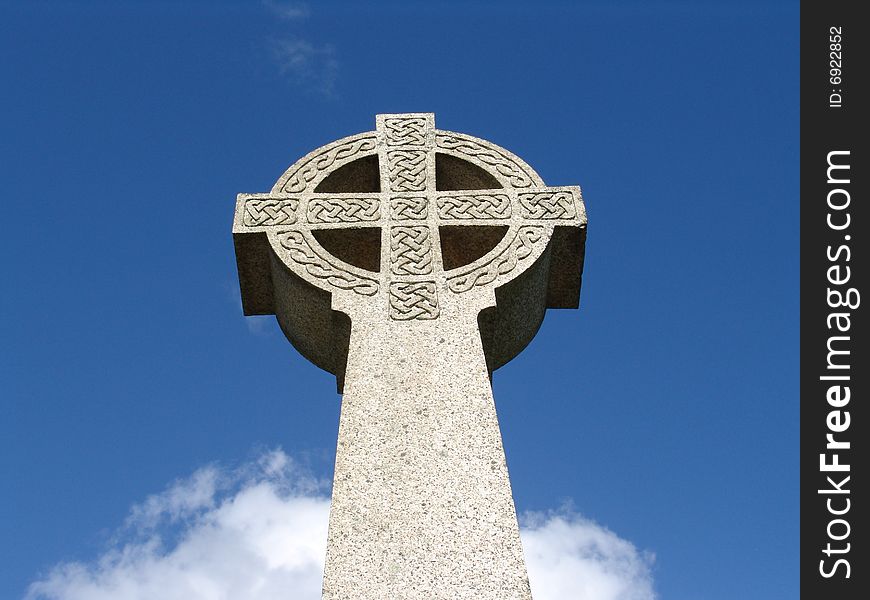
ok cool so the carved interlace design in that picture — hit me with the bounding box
[436,134,533,188]
[277,230,378,296]
[307,197,380,223]
[389,282,439,320]
[391,196,428,220]
[437,194,511,219]
[519,191,576,219]
[387,150,427,192]
[281,136,377,193]
[448,226,543,293]
[384,118,427,146]
[243,198,298,226]
[391,226,433,275]
[239,116,572,313]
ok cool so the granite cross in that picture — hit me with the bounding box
[233,113,586,599]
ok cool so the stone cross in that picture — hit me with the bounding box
[233,113,586,599]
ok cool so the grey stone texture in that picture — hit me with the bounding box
[233,114,587,599]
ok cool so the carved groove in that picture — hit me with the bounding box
[436,134,533,188]
[391,226,433,275]
[437,194,511,219]
[447,226,543,293]
[243,198,298,226]
[384,118,427,146]
[518,191,576,219]
[276,230,378,296]
[282,137,377,193]
[389,282,439,320]
[387,150,427,192]
[391,196,428,220]
[308,197,381,223]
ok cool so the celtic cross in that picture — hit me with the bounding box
[233,113,586,599]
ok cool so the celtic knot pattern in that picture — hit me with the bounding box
[235,116,577,315]
[519,191,576,219]
[307,197,381,223]
[243,198,298,226]
[391,226,433,275]
[387,150,427,192]
[233,112,586,341]
[281,137,377,193]
[436,134,533,188]
[437,194,511,219]
[384,118,427,146]
[276,231,378,296]
[448,226,543,293]
[389,282,439,320]
[391,196,428,220]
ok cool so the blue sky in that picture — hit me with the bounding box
[1,1,798,598]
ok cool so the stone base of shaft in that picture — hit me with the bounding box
[322,315,533,599]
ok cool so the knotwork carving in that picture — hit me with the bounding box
[276,230,378,296]
[391,196,428,220]
[243,198,298,226]
[281,136,377,193]
[389,282,439,320]
[391,226,433,275]
[384,118,427,146]
[387,150,427,192]
[437,194,511,219]
[448,226,543,293]
[436,134,533,188]
[519,191,576,219]
[307,197,381,223]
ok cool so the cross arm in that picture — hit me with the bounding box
[233,192,385,234]
[232,192,386,315]
[512,185,586,309]
[434,186,585,308]
[435,186,586,227]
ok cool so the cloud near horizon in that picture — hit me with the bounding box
[26,450,656,600]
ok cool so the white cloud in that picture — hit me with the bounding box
[270,37,339,97]
[259,1,338,96]
[125,466,219,528]
[522,510,657,600]
[27,451,655,600]
[262,0,311,21]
